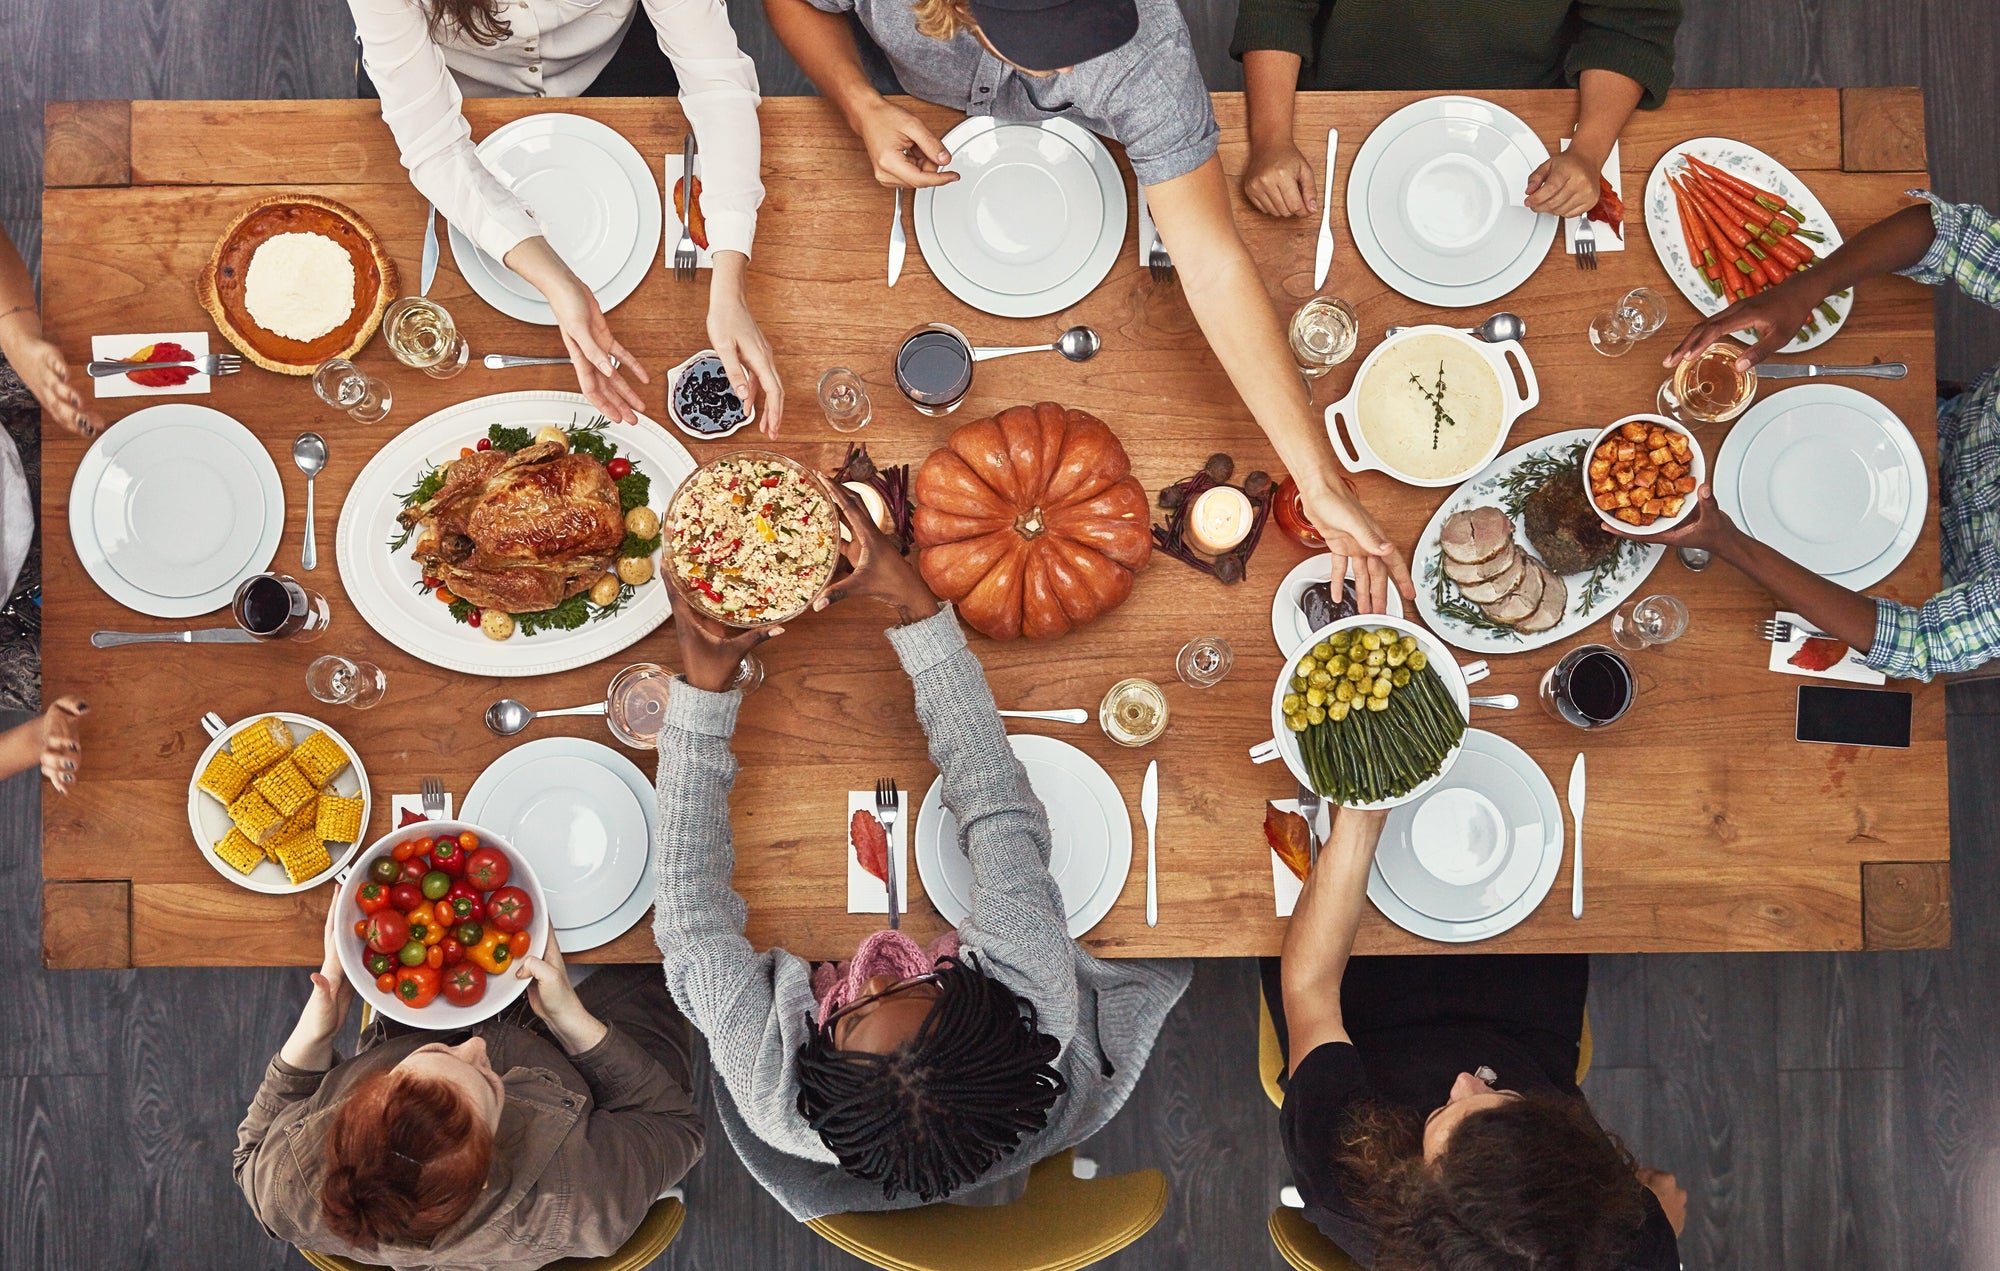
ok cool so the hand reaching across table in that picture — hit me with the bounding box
[673,605,785,694]
[815,481,941,625]
[505,237,649,425]
[855,98,960,190]
[1294,476,1415,617]
[0,696,87,794]
[706,252,784,437]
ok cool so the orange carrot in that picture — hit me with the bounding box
[1681,177,1788,287]
[1678,202,1722,289]
[1681,153,1817,235]
[1693,171,1816,265]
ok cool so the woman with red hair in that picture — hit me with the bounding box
[234,896,702,1269]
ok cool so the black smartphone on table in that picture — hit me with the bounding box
[1795,684,1913,749]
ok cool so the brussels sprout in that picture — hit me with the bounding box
[1286,712,1310,732]
[1408,650,1429,671]
[1306,705,1327,725]
[1384,646,1408,667]
[1365,648,1386,668]
[1347,662,1368,682]
[1365,694,1390,712]
[1359,631,1382,651]
[1330,630,1354,650]
[1312,641,1334,660]
[1281,692,1302,714]
[1391,667,1412,687]
[1399,636,1419,655]
[1371,678,1393,699]
[1328,654,1349,676]
[1305,687,1327,708]
[1309,668,1334,687]
[1328,700,1352,722]
[1334,681,1356,703]
[1296,656,1319,677]
[1291,675,1310,693]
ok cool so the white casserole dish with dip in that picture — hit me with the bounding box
[1324,326,1539,488]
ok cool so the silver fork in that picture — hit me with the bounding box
[87,353,243,378]
[1295,782,1321,868]
[1573,216,1598,271]
[1761,618,1833,643]
[875,777,901,929]
[673,134,698,281]
[421,776,445,820]
[1147,233,1175,285]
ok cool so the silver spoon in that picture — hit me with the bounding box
[485,698,608,736]
[1470,694,1520,710]
[999,708,1089,724]
[1677,546,1712,572]
[970,326,1101,364]
[1384,312,1528,342]
[292,433,328,571]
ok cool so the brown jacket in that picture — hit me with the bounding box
[234,1018,701,1271]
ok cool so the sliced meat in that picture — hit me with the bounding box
[1480,556,1546,624]
[1455,552,1529,604]
[1440,506,1514,565]
[1514,564,1569,633]
[1443,542,1519,586]
[1523,469,1619,575]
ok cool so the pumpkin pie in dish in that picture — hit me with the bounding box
[197,194,396,375]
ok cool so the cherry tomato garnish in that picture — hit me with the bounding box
[607,457,632,479]
[476,437,492,451]
[376,972,399,994]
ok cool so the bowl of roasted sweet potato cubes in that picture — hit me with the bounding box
[1583,414,1706,535]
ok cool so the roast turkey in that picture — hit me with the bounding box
[397,441,625,613]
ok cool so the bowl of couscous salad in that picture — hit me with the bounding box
[664,451,841,627]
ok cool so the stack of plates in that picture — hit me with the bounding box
[449,114,663,326]
[1366,730,1564,943]
[68,403,283,618]
[914,117,1127,319]
[461,737,658,953]
[1713,385,1925,590]
[915,734,1132,938]
[1347,97,1558,309]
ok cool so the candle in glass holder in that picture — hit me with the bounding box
[1186,485,1253,554]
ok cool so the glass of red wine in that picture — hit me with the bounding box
[1538,644,1634,729]
[231,573,330,643]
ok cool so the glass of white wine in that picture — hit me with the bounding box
[1658,341,1758,425]
[384,296,469,379]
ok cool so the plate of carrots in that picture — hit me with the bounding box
[1643,137,1849,353]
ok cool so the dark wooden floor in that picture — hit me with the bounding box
[5,2,2000,1268]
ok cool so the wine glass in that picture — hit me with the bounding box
[306,655,386,709]
[383,296,469,379]
[1288,297,1358,380]
[1587,287,1670,357]
[231,574,330,643]
[1176,636,1234,687]
[817,368,872,433]
[1657,341,1759,425]
[312,358,392,423]
[1610,594,1690,650]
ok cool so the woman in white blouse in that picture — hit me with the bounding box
[353,0,783,430]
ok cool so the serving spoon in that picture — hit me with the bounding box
[970,326,1101,364]
[292,433,327,571]
[485,698,608,737]
[1384,312,1527,343]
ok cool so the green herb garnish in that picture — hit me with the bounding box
[487,423,533,453]
[515,594,591,636]
[568,417,616,465]
[616,470,651,513]
[1410,361,1461,450]
[389,463,448,550]
[618,531,661,559]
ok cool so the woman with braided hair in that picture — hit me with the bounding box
[649,484,1191,1216]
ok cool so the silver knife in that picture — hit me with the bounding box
[94,628,258,647]
[1313,128,1338,289]
[888,188,906,287]
[1141,760,1160,928]
[1567,753,1587,919]
[419,202,439,298]
[1756,362,1907,380]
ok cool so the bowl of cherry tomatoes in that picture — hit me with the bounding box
[334,821,549,1028]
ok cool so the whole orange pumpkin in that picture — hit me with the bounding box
[913,402,1151,640]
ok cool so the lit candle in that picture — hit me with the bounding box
[1187,485,1253,554]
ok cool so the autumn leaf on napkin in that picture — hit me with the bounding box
[1265,804,1311,882]
[851,810,889,883]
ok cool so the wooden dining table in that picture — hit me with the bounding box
[37,86,1947,970]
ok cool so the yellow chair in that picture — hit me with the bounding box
[804,1149,1168,1271]
[1257,982,1593,1271]
[297,1194,685,1271]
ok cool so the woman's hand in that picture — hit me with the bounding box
[1296,477,1415,614]
[503,237,649,424]
[1636,1168,1688,1237]
[36,696,85,795]
[1609,483,1741,556]
[1243,141,1317,219]
[279,898,356,1071]
[1525,148,1604,219]
[673,605,784,693]
[1664,282,1818,371]
[513,934,608,1056]
[707,253,783,438]
[854,98,959,189]
[814,481,938,623]
[0,315,92,437]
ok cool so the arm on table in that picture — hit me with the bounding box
[1525,69,1643,218]
[1143,158,1413,611]
[1236,47,1315,218]
[762,0,958,188]
[236,899,354,1206]
[1279,808,1386,1075]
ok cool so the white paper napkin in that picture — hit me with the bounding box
[1765,611,1886,684]
[90,331,211,399]
[846,789,908,914]
[1269,798,1332,918]
[662,151,713,271]
[390,792,454,827]
[1561,139,1624,253]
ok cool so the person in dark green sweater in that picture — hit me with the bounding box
[1230,0,1679,221]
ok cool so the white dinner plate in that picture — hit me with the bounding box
[463,736,661,954]
[186,711,370,895]
[1268,555,1405,653]
[914,734,1132,939]
[1642,136,1847,354]
[333,391,694,678]
[1712,384,1925,590]
[69,403,284,618]
[463,755,647,930]
[1367,729,1564,942]
[1411,429,1665,656]
[1347,97,1558,309]
[915,117,1128,319]
[448,114,662,326]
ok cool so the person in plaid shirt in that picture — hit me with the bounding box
[1619,191,2000,681]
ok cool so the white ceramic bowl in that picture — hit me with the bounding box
[334,820,550,1029]
[186,711,370,895]
[1582,413,1708,537]
[1253,615,1472,811]
[665,349,756,440]
[1325,325,1540,488]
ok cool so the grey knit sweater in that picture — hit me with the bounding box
[650,605,1192,1220]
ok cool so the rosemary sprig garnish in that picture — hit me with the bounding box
[1410,361,1461,450]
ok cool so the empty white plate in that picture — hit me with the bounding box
[69,403,284,619]
[1367,729,1565,942]
[463,744,650,932]
[1713,384,1926,590]
[915,733,1132,939]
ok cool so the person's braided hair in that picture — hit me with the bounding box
[796,954,1065,1202]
